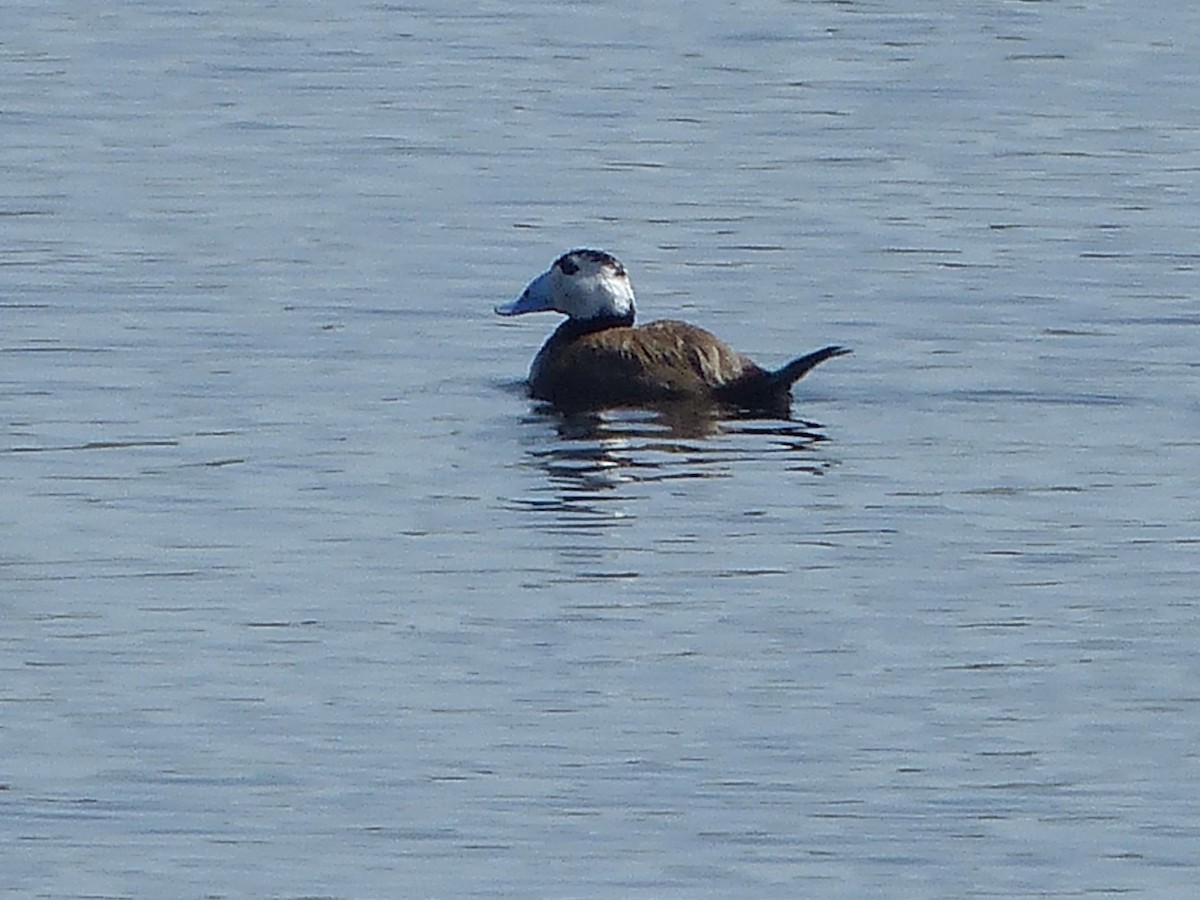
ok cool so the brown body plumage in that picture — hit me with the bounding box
[529,319,847,413]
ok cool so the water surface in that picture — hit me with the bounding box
[3,1,1199,897]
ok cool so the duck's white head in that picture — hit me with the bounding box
[495,249,636,322]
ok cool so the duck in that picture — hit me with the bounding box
[495,249,849,414]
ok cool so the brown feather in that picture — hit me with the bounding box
[529,319,767,409]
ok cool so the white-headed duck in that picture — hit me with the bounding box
[496,249,849,413]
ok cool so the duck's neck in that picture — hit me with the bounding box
[555,311,635,342]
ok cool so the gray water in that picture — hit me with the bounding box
[3,1,1199,897]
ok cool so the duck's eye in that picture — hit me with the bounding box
[612,265,626,278]
[557,256,579,276]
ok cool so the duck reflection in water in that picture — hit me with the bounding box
[496,249,849,419]
[517,404,837,502]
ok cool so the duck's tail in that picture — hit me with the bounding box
[763,345,852,393]
[715,345,850,413]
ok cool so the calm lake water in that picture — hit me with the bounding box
[3,1,1199,897]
